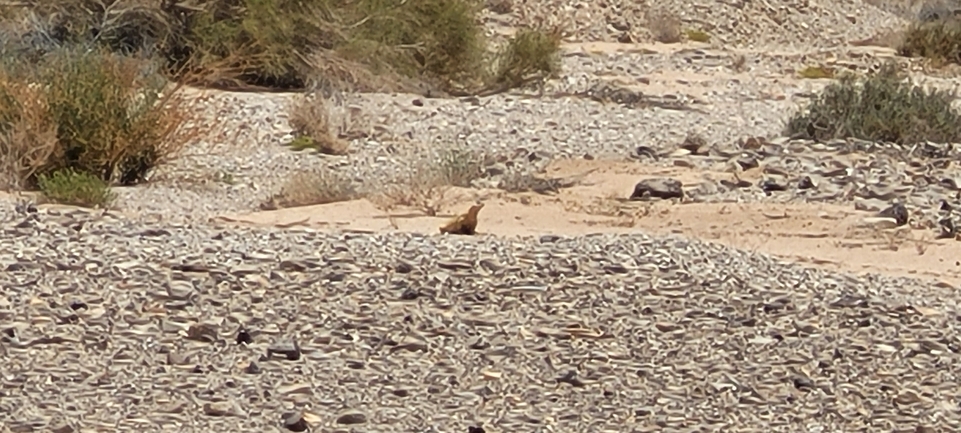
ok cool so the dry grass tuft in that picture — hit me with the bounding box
[0,73,58,190]
[261,169,358,210]
[286,91,363,156]
[648,9,682,43]
[371,143,488,216]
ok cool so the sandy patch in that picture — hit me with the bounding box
[208,158,961,287]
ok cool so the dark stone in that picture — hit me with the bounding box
[236,328,253,345]
[736,156,759,171]
[400,289,421,301]
[878,203,909,226]
[556,370,585,387]
[336,412,368,425]
[633,146,658,160]
[267,339,301,361]
[282,411,308,432]
[939,218,957,239]
[797,176,815,190]
[760,179,787,194]
[630,178,683,200]
[539,235,560,243]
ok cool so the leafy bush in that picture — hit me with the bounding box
[1,0,562,95]
[37,47,195,184]
[898,16,961,66]
[0,46,201,191]
[784,63,961,145]
[37,168,116,207]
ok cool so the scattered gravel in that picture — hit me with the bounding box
[3,205,961,432]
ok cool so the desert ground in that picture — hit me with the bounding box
[5,0,961,432]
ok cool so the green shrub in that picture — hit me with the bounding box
[0,46,200,191]
[487,27,562,91]
[2,0,561,95]
[784,63,961,145]
[37,168,116,208]
[898,17,961,64]
[36,47,194,185]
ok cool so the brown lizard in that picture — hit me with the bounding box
[439,203,485,235]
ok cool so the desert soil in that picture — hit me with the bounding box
[5,1,961,432]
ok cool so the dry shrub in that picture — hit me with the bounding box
[261,169,358,210]
[287,92,371,155]
[372,144,488,216]
[898,16,961,65]
[487,0,513,14]
[0,74,58,190]
[3,0,562,96]
[37,48,199,185]
[648,9,682,43]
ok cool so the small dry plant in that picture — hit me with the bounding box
[730,54,748,72]
[261,169,359,210]
[648,9,683,43]
[287,90,371,155]
[487,0,513,14]
[0,73,58,190]
[372,143,488,216]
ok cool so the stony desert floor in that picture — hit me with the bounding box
[5,1,961,432]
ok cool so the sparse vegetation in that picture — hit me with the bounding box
[798,65,835,79]
[372,144,489,216]
[286,92,355,155]
[261,169,358,209]
[37,168,116,208]
[0,0,562,95]
[485,27,563,93]
[0,0,561,203]
[648,10,682,44]
[898,17,961,65]
[0,46,201,193]
[685,29,710,43]
[785,62,961,145]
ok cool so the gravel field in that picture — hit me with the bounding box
[2,206,961,432]
[4,1,961,432]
